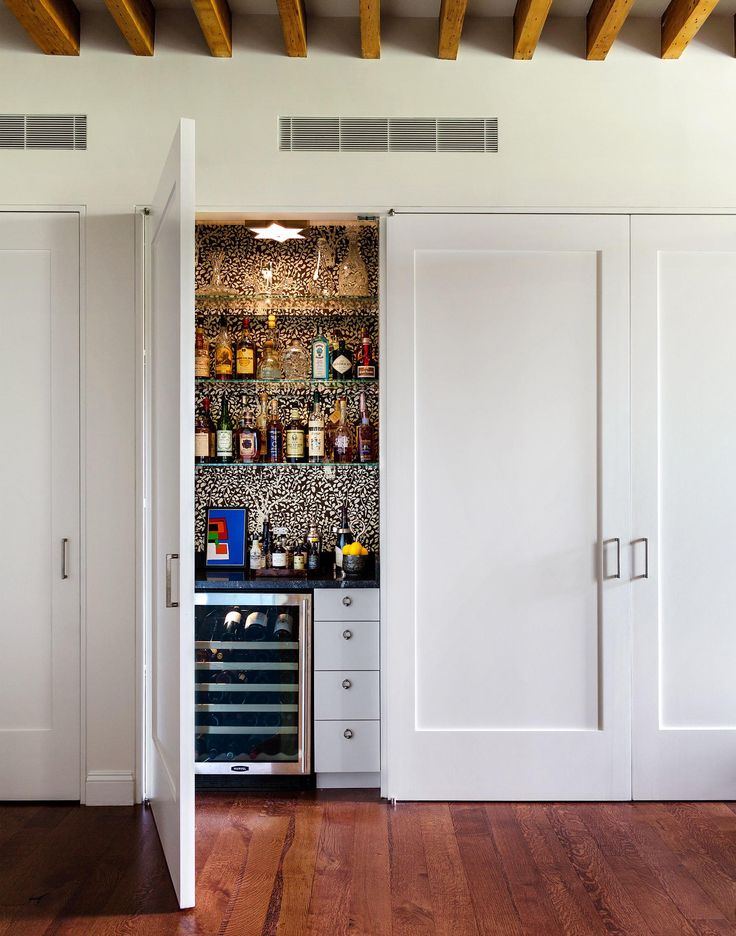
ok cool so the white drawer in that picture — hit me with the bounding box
[314,720,380,773]
[315,620,379,671]
[314,588,379,622]
[314,670,379,720]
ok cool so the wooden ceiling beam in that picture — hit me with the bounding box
[192,0,232,56]
[513,0,553,59]
[586,0,635,59]
[4,0,80,54]
[360,0,380,58]
[438,0,468,60]
[276,0,307,57]
[661,0,719,57]
[104,0,154,55]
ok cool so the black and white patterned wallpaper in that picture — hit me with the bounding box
[195,223,380,556]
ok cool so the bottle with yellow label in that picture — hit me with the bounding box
[213,316,234,380]
[195,326,210,378]
[236,317,255,380]
[285,408,305,463]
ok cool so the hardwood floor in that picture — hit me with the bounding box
[1,794,736,934]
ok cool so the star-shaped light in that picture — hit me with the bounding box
[248,222,305,243]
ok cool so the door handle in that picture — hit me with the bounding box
[61,538,69,580]
[604,538,621,580]
[632,538,649,580]
[166,553,179,608]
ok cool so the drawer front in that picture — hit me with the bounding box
[314,589,379,622]
[314,720,380,773]
[315,620,379,671]
[314,670,379,720]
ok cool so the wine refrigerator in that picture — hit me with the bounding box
[194,591,312,776]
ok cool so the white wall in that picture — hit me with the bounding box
[1,8,734,802]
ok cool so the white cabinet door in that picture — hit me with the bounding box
[384,213,631,800]
[147,119,196,908]
[0,212,80,799]
[632,215,736,799]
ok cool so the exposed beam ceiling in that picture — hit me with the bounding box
[438,0,468,59]
[586,0,636,58]
[4,0,80,53]
[276,0,307,56]
[104,0,154,54]
[192,0,232,55]
[513,0,553,58]
[661,0,720,56]
[360,0,380,58]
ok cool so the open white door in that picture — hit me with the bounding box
[147,119,195,907]
[384,213,631,800]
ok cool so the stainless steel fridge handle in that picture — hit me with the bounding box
[61,538,69,580]
[166,553,179,608]
[632,538,649,580]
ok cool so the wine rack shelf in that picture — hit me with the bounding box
[196,683,296,692]
[196,704,299,713]
[195,661,299,670]
[196,640,298,650]
[198,726,299,735]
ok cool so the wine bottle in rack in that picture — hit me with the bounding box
[273,612,295,641]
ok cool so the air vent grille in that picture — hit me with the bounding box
[0,115,87,151]
[278,117,498,154]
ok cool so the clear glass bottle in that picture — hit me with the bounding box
[216,396,234,462]
[356,391,375,463]
[213,316,234,380]
[332,397,354,463]
[255,390,269,461]
[249,535,263,571]
[285,408,305,463]
[311,331,330,380]
[257,313,283,380]
[338,227,369,295]
[236,318,255,380]
[282,337,310,380]
[195,326,210,378]
[266,399,284,463]
[237,401,259,463]
[334,503,354,572]
[307,390,325,463]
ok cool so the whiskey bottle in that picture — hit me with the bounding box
[334,503,354,572]
[236,318,255,380]
[356,391,375,463]
[333,397,354,463]
[266,399,284,463]
[255,390,269,461]
[195,399,211,464]
[203,397,217,461]
[216,396,234,462]
[285,408,305,463]
[271,535,287,569]
[355,329,377,379]
[257,313,283,380]
[330,337,354,380]
[213,316,234,380]
[237,402,259,463]
[308,391,325,463]
[311,331,330,380]
[195,326,210,378]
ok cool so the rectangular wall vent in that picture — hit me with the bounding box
[278,117,498,154]
[0,115,87,150]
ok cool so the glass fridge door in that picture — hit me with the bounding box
[194,592,312,775]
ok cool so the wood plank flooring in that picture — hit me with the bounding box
[1,794,736,934]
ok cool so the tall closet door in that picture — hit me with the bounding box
[384,213,631,801]
[632,215,736,799]
[0,212,80,799]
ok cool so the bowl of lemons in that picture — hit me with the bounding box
[342,541,369,577]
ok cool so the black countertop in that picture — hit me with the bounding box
[195,569,379,592]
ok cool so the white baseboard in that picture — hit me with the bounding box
[316,772,380,790]
[85,771,135,806]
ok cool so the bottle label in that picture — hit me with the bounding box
[293,553,306,571]
[195,352,210,378]
[356,364,376,379]
[332,354,352,375]
[335,545,343,568]
[312,342,329,380]
[308,428,325,457]
[215,349,233,376]
[195,430,209,458]
[236,348,254,375]
[272,552,287,569]
[240,433,257,460]
[216,430,233,458]
[359,440,373,462]
[286,429,305,458]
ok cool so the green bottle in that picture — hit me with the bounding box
[216,396,233,463]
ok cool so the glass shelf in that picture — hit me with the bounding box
[195,291,378,310]
[195,377,378,387]
[196,461,378,469]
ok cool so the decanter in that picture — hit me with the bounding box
[337,228,369,296]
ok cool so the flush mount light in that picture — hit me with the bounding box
[248,222,306,243]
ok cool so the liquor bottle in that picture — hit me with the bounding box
[203,397,217,461]
[195,326,210,378]
[195,399,211,464]
[256,390,269,461]
[266,399,284,463]
[334,503,354,572]
[333,397,354,463]
[325,397,341,463]
[356,391,375,463]
[273,612,294,641]
[285,408,305,464]
[261,518,272,569]
[236,318,256,380]
[330,336,354,380]
[216,396,234,462]
[293,542,307,571]
[271,535,287,569]
[237,401,259,463]
[355,329,378,379]
[249,535,264,571]
[307,539,321,572]
[311,331,330,380]
[257,313,283,379]
[213,316,234,380]
[307,390,325,463]
[307,522,321,550]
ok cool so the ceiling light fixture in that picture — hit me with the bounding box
[248,222,306,243]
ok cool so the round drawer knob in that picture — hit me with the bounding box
[342,679,352,689]
[344,729,354,740]
[342,629,353,640]
[342,596,352,607]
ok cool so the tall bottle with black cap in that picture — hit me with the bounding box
[334,502,354,573]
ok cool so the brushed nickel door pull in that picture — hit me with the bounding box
[166,553,179,608]
[61,538,69,580]
[632,537,649,580]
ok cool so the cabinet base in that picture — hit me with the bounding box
[316,771,380,789]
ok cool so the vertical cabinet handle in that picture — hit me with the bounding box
[61,538,69,580]
[632,538,649,580]
[604,538,621,580]
[166,553,179,608]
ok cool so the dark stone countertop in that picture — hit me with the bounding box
[195,570,379,592]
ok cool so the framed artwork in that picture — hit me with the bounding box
[205,507,248,570]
